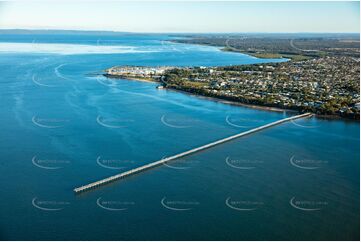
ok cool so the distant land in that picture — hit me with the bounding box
[171,33,360,60]
[2,29,358,119]
[103,33,360,119]
[0,29,133,35]
[0,29,359,37]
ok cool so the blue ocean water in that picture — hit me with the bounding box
[0,33,359,240]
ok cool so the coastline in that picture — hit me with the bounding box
[168,39,284,60]
[102,74,298,114]
[101,75,358,122]
[103,74,160,83]
[169,40,310,61]
[165,86,357,121]
[163,87,295,114]
[169,40,275,60]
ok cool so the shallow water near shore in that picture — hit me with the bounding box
[0,33,359,240]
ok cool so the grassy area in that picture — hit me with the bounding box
[250,52,283,59]
[183,81,206,88]
[221,47,311,61]
[280,54,312,61]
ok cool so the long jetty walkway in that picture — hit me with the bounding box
[74,113,312,193]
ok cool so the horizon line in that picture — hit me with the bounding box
[0,28,360,35]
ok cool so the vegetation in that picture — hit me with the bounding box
[105,34,360,119]
[173,34,360,60]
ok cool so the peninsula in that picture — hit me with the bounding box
[104,34,360,119]
[104,55,359,119]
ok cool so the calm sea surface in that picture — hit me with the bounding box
[0,33,359,240]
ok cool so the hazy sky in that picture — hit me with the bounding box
[0,1,359,33]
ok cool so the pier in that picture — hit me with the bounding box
[74,113,312,193]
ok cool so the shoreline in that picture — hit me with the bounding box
[103,74,290,113]
[167,87,358,121]
[169,39,286,60]
[169,39,310,61]
[103,74,160,83]
[167,39,273,60]
[163,87,294,114]
[102,74,358,121]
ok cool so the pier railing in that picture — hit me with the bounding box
[74,113,312,193]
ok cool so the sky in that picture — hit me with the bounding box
[0,1,359,33]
